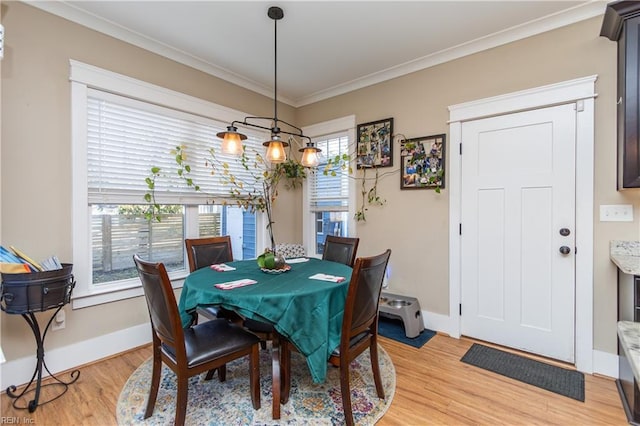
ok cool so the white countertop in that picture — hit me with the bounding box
[619,321,640,389]
[610,241,640,275]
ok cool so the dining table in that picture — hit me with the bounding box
[177,256,353,418]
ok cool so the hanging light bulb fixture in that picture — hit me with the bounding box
[265,134,287,163]
[217,125,246,155]
[299,142,321,168]
[216,6,320,165]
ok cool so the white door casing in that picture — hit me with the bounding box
[226,206,244,260]
[460,104,576,362]
[448,75,596,372]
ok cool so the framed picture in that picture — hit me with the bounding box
[356,118,393,169]
[400,133,446,190]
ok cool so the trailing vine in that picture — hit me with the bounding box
[143,143,350,225]
[143,133,425,226]
[353,167,387,222]
[143,146,201,221]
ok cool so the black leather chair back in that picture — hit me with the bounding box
[322,236,360,267]
[344,249,391,336]
[185,236,233,272]
[133,254,182,351]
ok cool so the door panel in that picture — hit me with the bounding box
[521,187,553,330]
[477,188,505,321]
[460,103,576,362]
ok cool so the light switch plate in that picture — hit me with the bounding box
[600,204,633,222]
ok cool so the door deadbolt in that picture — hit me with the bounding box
[559,228,571,236]
[559,246,571,255]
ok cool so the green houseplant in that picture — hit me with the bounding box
[144,145,280,249]
[143,135,392,251]
[143,144,353,270]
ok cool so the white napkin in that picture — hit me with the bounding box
[215,279,257,290]
[211,263,236,272]
[309,273,345,283]
[286,257,309,264]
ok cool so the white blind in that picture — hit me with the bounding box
[87,90,267,205]
[309,134,350,212]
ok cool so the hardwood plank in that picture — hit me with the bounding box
[1,335,627,425]
[1,345,151,425]
[378,335,627,426]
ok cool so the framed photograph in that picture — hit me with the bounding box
[400,133,446,190]
[356,118,393,169]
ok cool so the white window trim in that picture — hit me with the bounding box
[302,116,357,257]
[70,60,267,308]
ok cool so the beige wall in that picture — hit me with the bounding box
[0,2,636,363]
[297,16,640,355]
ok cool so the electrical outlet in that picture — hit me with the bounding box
[52,309,66,331]
[600,204,634,222]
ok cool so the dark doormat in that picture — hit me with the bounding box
[461,343,585,401]
[377,317,435,349]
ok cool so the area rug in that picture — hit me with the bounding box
[461,343,585,401]
[378,317,436,349]
[116,344,395,425]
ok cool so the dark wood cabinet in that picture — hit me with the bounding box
[618,273,640,322]
[636,278,640,320]
[601,1,640,188]
[617,272,640,424]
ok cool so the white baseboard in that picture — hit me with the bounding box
[422,310,457,337]
[592,349,618,379]
[0,313,620,390]
[0,322,152,390]
[3,312,451,392]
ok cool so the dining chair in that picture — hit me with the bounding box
[186,237,272,350]
[322,235,360,267]
[133,254,261,425]
[184,236,273,402]
[185,236,234,272]
[185,236,241,324]
[280,249,392,426]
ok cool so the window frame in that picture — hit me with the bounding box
[302,116,357,258]
[70,60,269,308]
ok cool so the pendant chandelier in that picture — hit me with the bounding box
[217,6,321,167]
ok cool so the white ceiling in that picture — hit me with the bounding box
[29,1,607,107]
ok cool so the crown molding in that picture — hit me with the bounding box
[26,1,289,103]
[294,1,607,107]
[26,0,606,108]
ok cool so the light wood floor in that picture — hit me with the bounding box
[1,334,628,425]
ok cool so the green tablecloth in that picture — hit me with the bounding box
[177,258,352,383]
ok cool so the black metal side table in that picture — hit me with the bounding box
[1,264,79,412]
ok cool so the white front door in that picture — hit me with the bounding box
[460,103,576,362]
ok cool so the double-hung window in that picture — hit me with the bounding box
[303,117,356,257]
[71,61,268,307]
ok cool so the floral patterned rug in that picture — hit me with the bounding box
[116,344,395,425]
